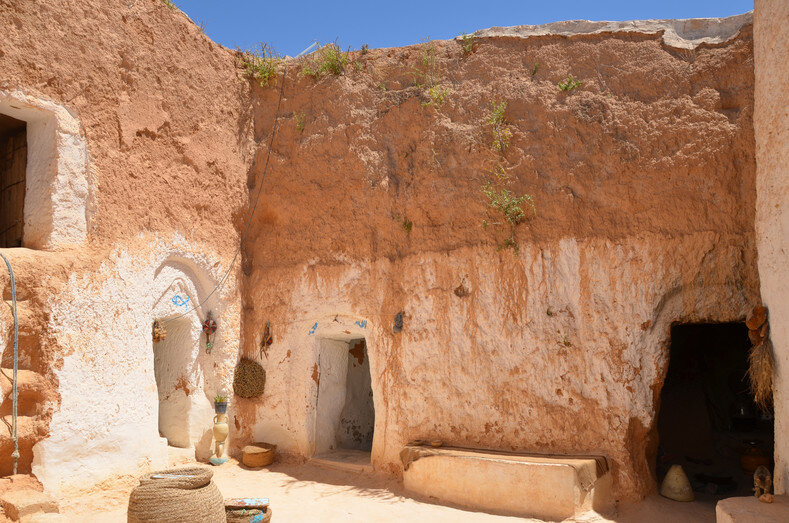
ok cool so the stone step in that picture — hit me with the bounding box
[20,513,66,523]
[2,301,39,338]
[0,336,46,375]
[0,369,52,417]
[717,495,789,522]
[0,488,59,521]
[0,416,46,476]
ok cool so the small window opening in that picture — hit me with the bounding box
[0,114,27,248]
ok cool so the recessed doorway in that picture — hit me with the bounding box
[313,337,375,472]
[656,322,774,503]
[0,114,27,248]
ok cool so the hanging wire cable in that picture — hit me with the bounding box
[162,41,319,324]
[0,253,19,474]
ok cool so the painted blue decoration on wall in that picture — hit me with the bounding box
[171,295,190,307]
[355,320,367,329]
[309,322,318,335]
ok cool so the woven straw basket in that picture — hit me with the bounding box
[242,443,277,468]
[127,466,225,522]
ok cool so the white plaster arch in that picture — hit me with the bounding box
[0,90,90,249]
[150,255,223,459]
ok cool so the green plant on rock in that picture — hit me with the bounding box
[414,40,449,110]
[162,0,177,9]
[423,85,450,108]
[531,62,539,76]
[301,42,349,78]
[482,183,535,226]
[486,100,507,126]
[460,33,475,55]
[558,76,582,91]
[498,236,519,255]
[295,112,306,132]
[487,100,512,153]
[479,100,536,255]
[402,219,413,233]
[238,43,282,87]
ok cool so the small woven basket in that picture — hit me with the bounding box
[242,443,276,468]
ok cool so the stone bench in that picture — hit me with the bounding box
[400,445,612,520]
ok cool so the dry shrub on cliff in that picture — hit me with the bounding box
[459,33,475,55]
[414,41,450,108]
[480,100,535,254]
[238,43,282,87]
[486,101,512,152]
[301,43,349,78]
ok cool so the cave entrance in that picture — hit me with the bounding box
[656,322,774,502]
[313,337,375,470]
[0,114,27,248]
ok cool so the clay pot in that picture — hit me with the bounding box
[740,442,770,474]
[660,465,694,502]
[215,401,228,414]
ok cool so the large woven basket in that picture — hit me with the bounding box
[242,443,276,468]
[127,466,225,523]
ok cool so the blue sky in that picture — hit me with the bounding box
[175,0,754,56]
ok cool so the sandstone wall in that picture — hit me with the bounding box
[0,0,252,493]
[754,0,789,495]
[0,0,763,505]
[236,16,758,501]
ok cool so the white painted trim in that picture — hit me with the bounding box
[0,90,89,249]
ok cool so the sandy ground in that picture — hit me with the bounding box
[53,455,720,522]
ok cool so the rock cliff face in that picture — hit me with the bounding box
[0,0,761,503]
[0,0,251,493]
[237,14,758,501]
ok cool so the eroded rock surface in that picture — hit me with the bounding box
[0,0,762,504]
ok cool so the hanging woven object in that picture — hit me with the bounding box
[233,358,266,399]
[746,304,774,411]
[152,320,167,343]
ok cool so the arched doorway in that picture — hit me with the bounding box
[151,258,218,458]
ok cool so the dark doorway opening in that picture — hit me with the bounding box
[0,114,26,248]
[657,322,774,502]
